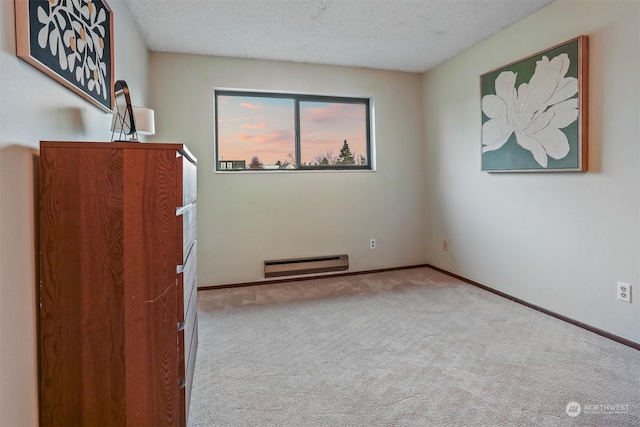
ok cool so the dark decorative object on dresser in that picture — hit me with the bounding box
[38,141,198,426]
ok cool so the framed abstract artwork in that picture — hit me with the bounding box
[15,0,114,112]
[480,36,588,172]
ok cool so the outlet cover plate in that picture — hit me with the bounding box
[617,282,632,303]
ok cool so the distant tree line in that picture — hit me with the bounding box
[249,140,366,169]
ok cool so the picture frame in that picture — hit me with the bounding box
[480,36,588,172]
[15,0,114,112]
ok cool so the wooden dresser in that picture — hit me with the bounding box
[38,141,198,426]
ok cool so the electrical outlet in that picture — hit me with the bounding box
[369,238,376,250]
[442,240,448,251]
[617,282,631,303]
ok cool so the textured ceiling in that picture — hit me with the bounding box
[122,0,555,73]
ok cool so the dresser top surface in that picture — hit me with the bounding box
[40,141,196,163]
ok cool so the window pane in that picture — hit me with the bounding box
[300,101,368,167]
[217,95,295,169]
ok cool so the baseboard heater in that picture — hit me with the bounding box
[264,254,349,278]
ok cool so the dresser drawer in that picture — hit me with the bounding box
[177,242,197,322]
[185,316,198,422]
[177,154,197,207]
[177,204,196,265]
[178,316,198,425]
[178,296,198,379]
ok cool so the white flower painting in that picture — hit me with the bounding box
[15,0,113,112]
[480,37,588,172]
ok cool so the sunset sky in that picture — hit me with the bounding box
[217,95,367,166]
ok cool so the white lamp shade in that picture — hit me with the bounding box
[133,107,155,135]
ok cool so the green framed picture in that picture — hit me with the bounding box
[480,36,588,172]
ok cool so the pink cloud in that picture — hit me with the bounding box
[236,130,293,146]
[218,116,249,124]
[237,133,269,144]
[243,121,266,130]
[301,103,365,124]
[239,102,262,110]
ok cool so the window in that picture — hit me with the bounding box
[215,90,371,171]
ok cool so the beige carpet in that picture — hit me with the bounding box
[189,267,640,426]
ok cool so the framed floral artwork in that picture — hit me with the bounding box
[15,0,114,112]
[480,36,588,172]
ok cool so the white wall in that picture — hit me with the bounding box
[148,54,427,286]
[423,0,639,343]
[0,1,149,424]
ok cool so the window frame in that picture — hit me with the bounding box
[215,89,372,172]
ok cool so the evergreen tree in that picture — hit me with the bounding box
[338,140,355,165]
